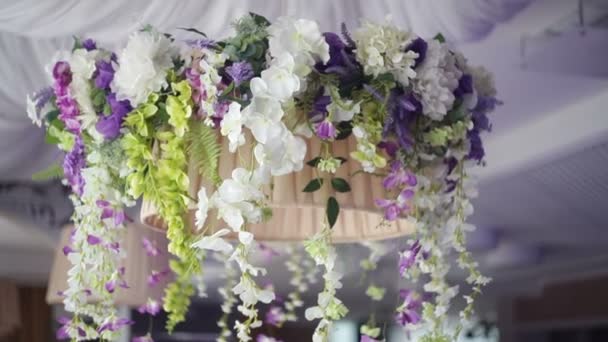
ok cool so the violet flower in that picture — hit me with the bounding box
[383,161,417,190]
[86,234,102,245]
[361,336,381,342]
[142,237,160,257]
[132,335,154,342]
[225,61,254,86]
[138,299,161,316]
[147,269,170,287]
[384,89,421,150]
[315,30,363,87]
[375,189,414,221]
[264,305,286,327]
[62,245,75,256]
[82,38,97,51]
[315,119,337,140]
[395,290,422,327]
[97,318,134,334]
[96,199,126,225]
[94,60,114,89]
[258,243,280,263]
[308,90,331,123]
[56,317,71,340]
[398,240,421,276]
[96,93,132,140]
[406,37,428,68]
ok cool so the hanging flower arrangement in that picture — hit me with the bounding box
[28,12,498,342]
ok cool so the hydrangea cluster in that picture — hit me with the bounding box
[29,12,497,342]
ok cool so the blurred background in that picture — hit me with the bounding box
[1,0,608,341]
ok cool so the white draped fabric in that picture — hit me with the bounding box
[0,0,533,179]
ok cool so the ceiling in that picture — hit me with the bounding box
[0,0,607,321]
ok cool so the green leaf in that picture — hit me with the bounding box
[186,121,222,185]
[331,178,351,193]
[434,33,446,43]
[326,196,340,229]
[219,82,235,98]
[306,157,321,167]
[45,109,60,122]
[31,163,63,181]
[178,27,207,37]
[249,12,271,26]
[335,121,353,140]
[302,178,323,192]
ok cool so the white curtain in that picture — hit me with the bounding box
[0,0,533,179]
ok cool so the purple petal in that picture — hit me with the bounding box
[86,234,102,245]
[62,245,74,256]
[142,237,160,257]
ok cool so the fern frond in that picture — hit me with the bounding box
[186,121,222,185]
[32,163,64,182]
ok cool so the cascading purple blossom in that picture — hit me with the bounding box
[399,240,421,275]
[384,89,422,150]
[63,135,86,195]
[394,289,422,327]
[225,61,254,86]
[96,93,132,140]
[375,161,417,221]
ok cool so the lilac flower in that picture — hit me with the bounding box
[53,61,72,88]
[147,269,170,287]
[361,336,381,342]
[378,141,398,158]
[62,245,74,256]
[315,119,337,140]
[86,234,102,245]
[308,91,331,123]
[384,89,422,150]
[375,189,414,221]
[94,60,114,89]
[315,31,362,85]
[82,38,97,51]
[399,240,421,275]
[56,317,71,340]
[395,290,422,327]
[454,74,473,99]
[62,135,86,195]
[98,318,134,334]
[265,305,286,327]
[142,237,160,257]
[96,93,132,140]
[258,243,280,263]
[138,299,161,316]
[406,37,428,68]
[32,87,54,114]
[225,61,254,86]
[133,335,154,342]
[96,199,126,225]
[382,161,417,190]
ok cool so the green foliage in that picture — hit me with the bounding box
[222,12,270,74]
[303,178,324,192]
[331,178,351,193]
[164,259,196,332]
[186,121,222,185]
[31,163,63,181]
[326,196,339,229]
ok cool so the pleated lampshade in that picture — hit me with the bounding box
[46,224,171,306]
[141,135,415,242]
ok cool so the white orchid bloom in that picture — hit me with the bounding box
[194,187,209,229]
[254,126,307,176]
[268,17,330,65]
[242,96,284,144]
[220,102,245,152]
[191,228,233,254]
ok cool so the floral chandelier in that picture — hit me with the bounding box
[28,12,498,342]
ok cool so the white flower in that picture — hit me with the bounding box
[470,65,497,98]
[69,49,101,136]
[268,17,330,73]
[232,278,274,305]
[413,40,462,121]
[252,53,300,102]
[192,228,234,254]
[220,102,245,152]
[234,320,251,342]
[112,30,175,107]
[353,20,418,85]
[254,125,307,176]
[26,95,41,126]
[242,96,284,144]
[329,100,360,122]
[195,187,209,229]
[211,168,265,231]
[238,231,254,245]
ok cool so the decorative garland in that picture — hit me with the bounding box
[29,12,498,342]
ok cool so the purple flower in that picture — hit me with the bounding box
[395,290,422,327]
[315,31,362,85]
[133,335,154,342]
[82,38,97,51]
[384,89,421,150]
[98,318,134,334]
[225,61,254,86]
[96,199,125,225]
[53,61,72,88]
[264,306,285,327]
[315,120,337,140]
[406,37,428,68]
[62,136,86,195]
[56,317,71,340]
[382,161,417,190]
[147,269,170,287]
[138,299,161,316]
[361,336,381,342]
[32,87,54,113]
[375,189,414,221]
[142,237,160,257]
[308,91,331,123]
[399,240,421,275]
[258,243,279,263]
[62,245,74,256]
[96,93,132,140]
[86,234,102,245]
[94,60,114,89]
[454,74,473,99]
[184,38,216,49]
[378,141,398,158]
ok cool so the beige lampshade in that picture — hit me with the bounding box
[46,224,171,306]
[0,280,20,338]
[142,134,415,243]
